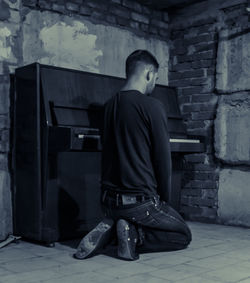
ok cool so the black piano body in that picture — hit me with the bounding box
[13,63,204,244]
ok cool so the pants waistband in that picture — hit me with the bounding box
[102,190,152,206]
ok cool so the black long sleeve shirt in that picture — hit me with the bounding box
[101,90,172,202]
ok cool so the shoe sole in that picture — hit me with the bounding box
[117,219,139,261]
[74,218,114,260]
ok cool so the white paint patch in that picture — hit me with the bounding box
[39,21,103,72]
[0,27,11,60]
[4,0,20,9]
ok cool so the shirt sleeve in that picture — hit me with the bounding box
[149,100,172,203]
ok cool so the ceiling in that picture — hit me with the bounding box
[137,0,204,10]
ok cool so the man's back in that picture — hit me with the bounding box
[102,90,172,200]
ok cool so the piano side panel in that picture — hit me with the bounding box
[14,65,43,239]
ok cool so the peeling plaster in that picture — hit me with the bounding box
[23,11,103,72]
[0,171,12,239]
[4,0,20,10]
[39,21,103,72]
[0,22,19,65]
[0,27,12,59]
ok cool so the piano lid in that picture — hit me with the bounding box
[40,65,124,106]
[151,86,181,119]
[40,65,124,126]
[39,64,185,131]
[150,86,187,136]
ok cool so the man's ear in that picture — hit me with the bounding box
[146,65,155,81]
[146,70,153,81]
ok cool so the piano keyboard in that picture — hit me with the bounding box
[169,138,200,143]
[77,134,200,144]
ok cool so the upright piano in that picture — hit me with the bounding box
[13,63,204,244]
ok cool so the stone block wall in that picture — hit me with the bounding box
[0,0,170,240]
[169,0,250,225]
[214,2,250,226]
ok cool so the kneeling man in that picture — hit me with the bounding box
[74,50,192,261]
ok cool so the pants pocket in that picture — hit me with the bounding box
[127,206,161,227]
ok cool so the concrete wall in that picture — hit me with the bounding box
[0,0,169,240]
[22,10,169,82]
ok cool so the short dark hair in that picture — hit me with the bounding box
[125,50,159,78]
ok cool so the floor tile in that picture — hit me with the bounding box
[175,275,224,283]
[180,246,225,259]
[143,253,192,267]
[185,254,245,270]
[2,257,61,273]
[0,247,36,263]
[150,266,196,281]
[41,271,112,283]
[0,269,60,283]
[113,273,172,283]
[96,261,158,279]
[201,265,250,282]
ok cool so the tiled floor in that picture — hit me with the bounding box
[1,222,250,283]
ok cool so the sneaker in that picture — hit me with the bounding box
[116,219,139,261]
[74,218,114,260]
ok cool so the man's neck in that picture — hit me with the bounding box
[121,78,146,95]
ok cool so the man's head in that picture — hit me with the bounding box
[125,50,159,95]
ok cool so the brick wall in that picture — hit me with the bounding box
[22,0,169,39]
[169,0,248,222]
